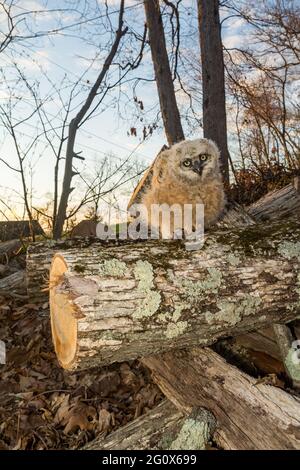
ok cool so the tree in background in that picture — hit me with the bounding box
[143,0,184,146]
[197,0,230,184]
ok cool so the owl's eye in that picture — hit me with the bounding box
[182,159,192,167]
[200,154,209,161]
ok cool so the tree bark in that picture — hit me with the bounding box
[197,0,230,183]
[0,220,44,242]
[47,219,300,370]
[83,399,215,450]
[143,348,300,450]
[25,202,256,303]
[0,239,22,262]
[0,270,26,293]
[144,0,184,146]
[248,182,300,222]
[234,327,280,360]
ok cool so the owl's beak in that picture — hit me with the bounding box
[192,160,204,175]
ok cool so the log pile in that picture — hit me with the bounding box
[23,181,300,450]
[0,240,27,299]
[143,348,300,450]
[247,177,300,222]
[47,220,300,370]
[84,399,216,450]
[0,220,44,242]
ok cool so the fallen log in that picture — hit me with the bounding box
[26,202,256,303]
[0,239,22,262]
[143,348,300,450]
[47,219,300,370]
[0,270,26,293]
[0,220,44,242]
[217,200,256,227]
[83,399,216,450]
[247,180,300,222]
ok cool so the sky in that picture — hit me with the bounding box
[0,0,250,222]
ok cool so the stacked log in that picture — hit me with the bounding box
[23,182,300,450]
[248,180,300,222]
[84,399,216,451]
[143,348,300,450]
[0,220,44,242]
[47,219,300,370]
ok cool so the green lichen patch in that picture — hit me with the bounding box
[134,260,154,290]
[165,321,188,339]
[284,347,300,381]
[206,295,262,326]
[172,305,185,322]
[183,267,222,300]
[156,303,187,324]
[168,418,210,450]
[98,258,127,277]
[227,253,241,267]
[278,241,300,260]
[133,291,161,319]
[157,312,169,323]
[132,260,161,319]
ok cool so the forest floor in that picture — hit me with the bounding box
[0,252,163,450]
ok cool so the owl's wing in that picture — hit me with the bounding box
[127,145,168,210]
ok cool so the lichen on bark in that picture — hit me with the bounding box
[165,321,188,339]
[132,260,161,319]
[278,241,300,260]
[206,295,262,326]
[182,267,222,299]
[98,258,127,277]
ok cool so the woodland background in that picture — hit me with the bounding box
[0,0,299,237]
[0,0,300,451]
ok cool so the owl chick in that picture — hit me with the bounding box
[128,138,225,237]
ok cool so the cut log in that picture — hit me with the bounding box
[83,399,216,450]
[26,238,100,302]
[247,182,300,222]
[143,348,300,450]
[0,270,26,293]
[0,220,44,242]
[48,219,300,370]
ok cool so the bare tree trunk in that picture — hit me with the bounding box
[144,0,184,146]
[53,1,128,239]
[197,0,230,183]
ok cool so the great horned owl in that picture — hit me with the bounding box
[128,138,225,236]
